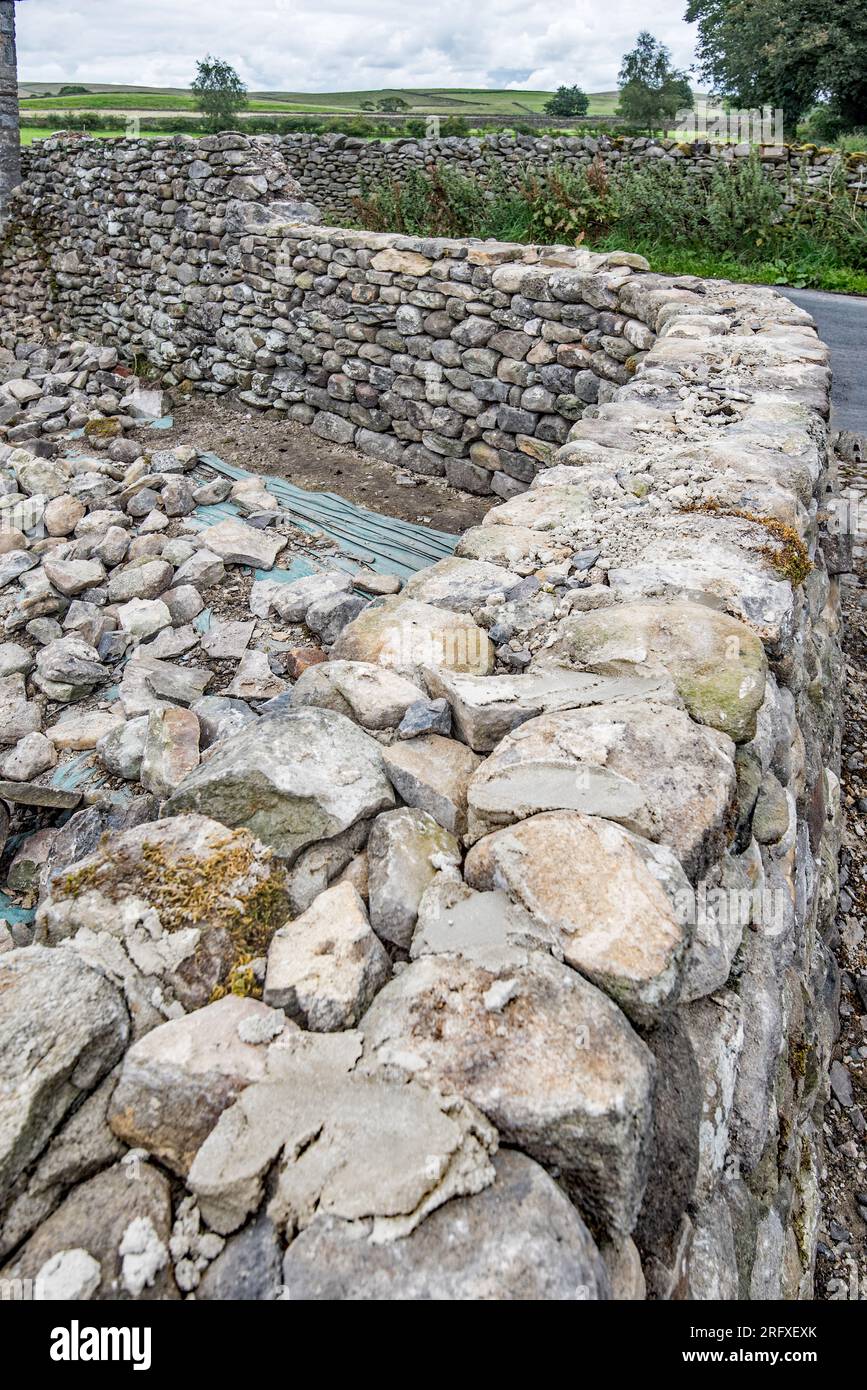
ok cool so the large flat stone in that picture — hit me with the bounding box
[197,518,284,569]
[425,664,674,753]
[165,707,395,863]
[465,701,736,878]
[187,1034,497,1240]
[539,599,768,744]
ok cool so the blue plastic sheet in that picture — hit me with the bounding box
[196,452,457,581]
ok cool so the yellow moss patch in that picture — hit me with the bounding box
[83,417,122,440]
[789,1035,809,1079]
[210,954,261,1003]
[59,830,289,961]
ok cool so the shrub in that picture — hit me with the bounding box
[520,159,612,242]
[349,149,867,290]
[610,160,707,244]
[706,155,785,252]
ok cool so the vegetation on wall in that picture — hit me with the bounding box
[352,154,867,293]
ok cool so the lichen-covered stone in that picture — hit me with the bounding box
[36,816,289,1034]
[540,600,768,744]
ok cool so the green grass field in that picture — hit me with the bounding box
[19,85,625,117]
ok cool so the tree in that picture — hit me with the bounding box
[685,1,867,134]
[377,96,410,113]
[544,85,590,118]
[617,31,693,132]
[191,56,248,132]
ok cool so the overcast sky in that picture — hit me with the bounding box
[16,1,698,93]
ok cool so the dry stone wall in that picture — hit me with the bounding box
[281,129,867,223]
[0,134,847,1301]
[1,133,861,503]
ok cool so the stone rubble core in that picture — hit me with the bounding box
[0,139,848,1302]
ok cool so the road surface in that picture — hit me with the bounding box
[778,287,866,436]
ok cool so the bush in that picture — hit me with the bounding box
[610,160,706,244]
[705,156,784,252]
[520,159,612,242]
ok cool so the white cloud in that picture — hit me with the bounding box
[15,1,698,94]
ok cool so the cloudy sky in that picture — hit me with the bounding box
[16,1,698,93]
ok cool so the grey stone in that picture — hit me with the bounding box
[108,996,293,1176]
[165,707,395,863]
[263,881,390,1030]
[0,947,129,1205]
[360,948,654,1237]
[367,808,461,949]
[281,1150,610,1300]
[1,1161,176,1300]
[192,695,257,749]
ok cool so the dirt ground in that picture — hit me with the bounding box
[129,395,495,535]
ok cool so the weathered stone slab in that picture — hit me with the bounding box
[165,707,395,862]
[281,1150,610,1300]
[187,1034,497,1240]
[425,664,674,752]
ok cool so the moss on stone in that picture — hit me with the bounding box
[83,416,122,440]
[682,501,812,587]
[57,830,289,953]
[788,1034,809,1080]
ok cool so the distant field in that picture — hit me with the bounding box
[19,85,627,117]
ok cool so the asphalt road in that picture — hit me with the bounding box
[778,287,867,437]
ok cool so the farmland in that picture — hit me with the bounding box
[18,84,624,118]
